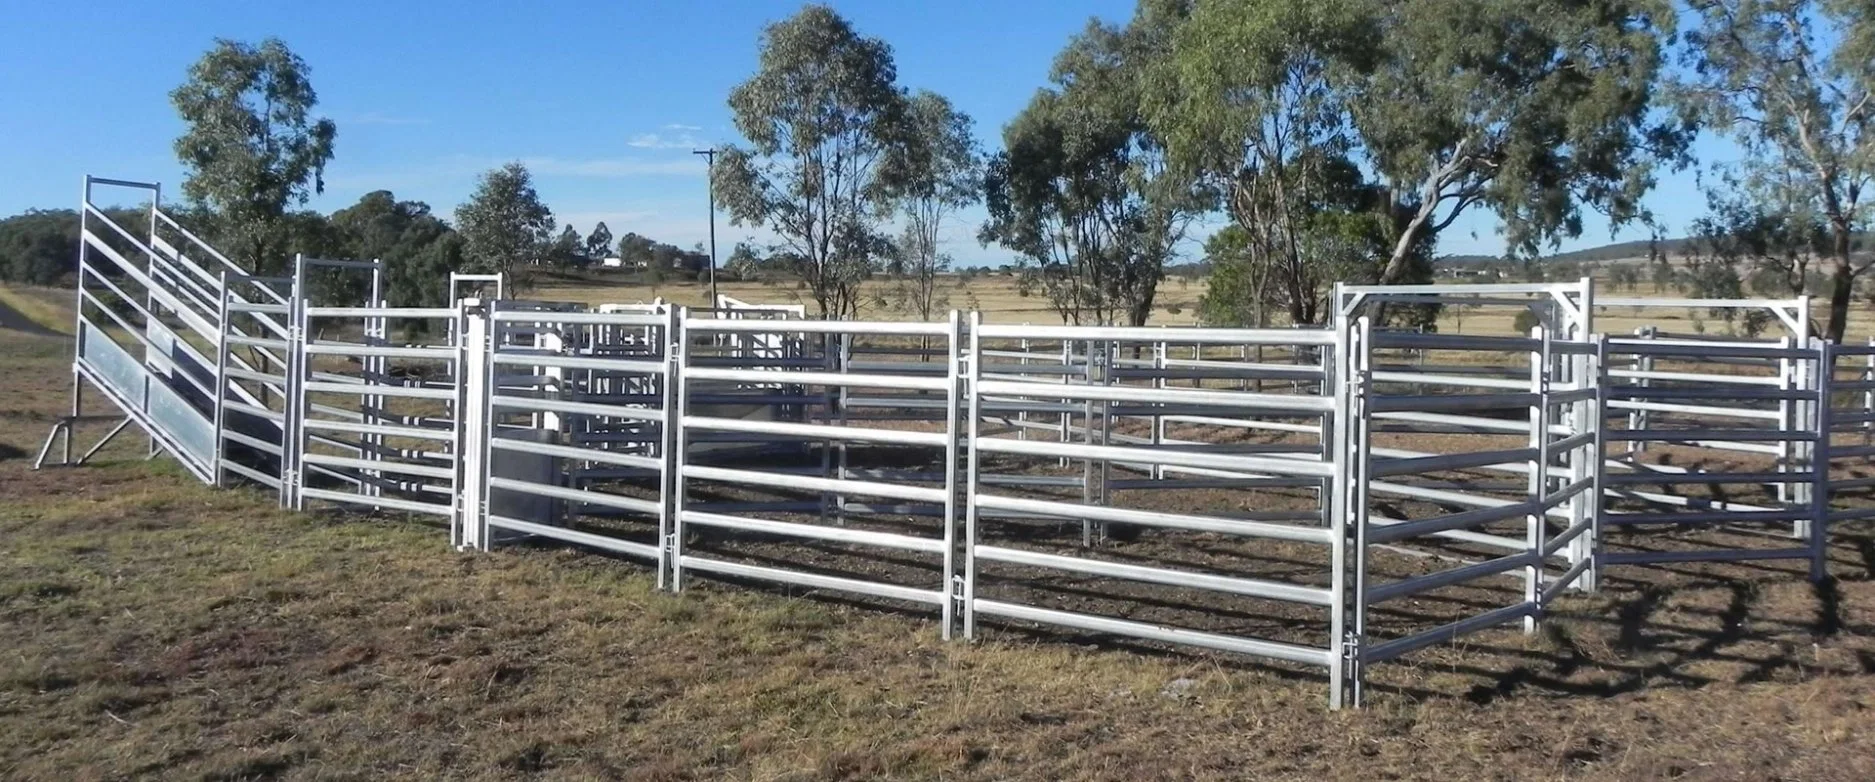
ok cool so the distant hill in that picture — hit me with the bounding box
[1439,232,1875,270]
[1437,238,1694,269]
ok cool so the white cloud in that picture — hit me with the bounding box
[662,123,702,132]
[627,132,706,150]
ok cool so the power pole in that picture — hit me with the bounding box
[692,147,719,308]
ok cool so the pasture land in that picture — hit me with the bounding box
[538,270,1875,344]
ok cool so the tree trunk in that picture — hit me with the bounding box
[1826,225,1854,343]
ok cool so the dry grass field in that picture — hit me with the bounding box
[6,282,1875,779]
[536,269,1875,345]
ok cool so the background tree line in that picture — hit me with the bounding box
[0,40,703,307]
[6,1,1874,339]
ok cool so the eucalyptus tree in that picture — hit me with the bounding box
[330,191,464,310]
[552,225,584,266]
[170,37,337,274]
[887,91,980,323]
[455,163,555,290]
[1148,0,1376,326]
[982,10,1204,327]
[585,221,614,261]
[1679,0,1875,341]
[1684,187,1830,304]
[982,88,1128,325]
[1350,0,1686,284]
[714,5,914,319]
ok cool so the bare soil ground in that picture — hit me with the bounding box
[7,292,1875,779]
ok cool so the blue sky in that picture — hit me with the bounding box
[0,0,1731,266]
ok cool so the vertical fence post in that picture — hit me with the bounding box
[1096,339,1114,513]
[1080,340,1096,545]
[1151,341,1167,481]
[454,300,492,551]
[818,332,837,524]
[962,311,984,641]
[1058,340,1071,467]
[1785,333,1800,517]
[1630,326,1653,457]
[211,271,232,488]
[941,310,964,641]
[1810,338,1831,582]
[1349,316,1374,708]
[1578,334,1606,593]
[835,333,851,526]
[282,255,308,510]
[1781,336,1804,538]
[1327,313,1353,709]
[362,264,384,504]
[1862,337,1874,457]
[670,307,693,592]
[657,304,683,589]
[1015,337,1029,442]
[1525,325,1552,633]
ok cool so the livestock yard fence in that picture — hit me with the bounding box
[34,177,1873,709]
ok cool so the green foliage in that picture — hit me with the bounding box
[1150,0,1681,295]
[1194,152,1420,326]
[1353,0,1683,280]
[585,222,613,261]
[328,190,463,310]
[552,225,584,267]
[1197,226,1255,327]
[723,242,766,282]
[1152,0,1369,326]
[1678,0,1875,341]
[0,210,80,285]
[716,5,913,319]
[401,233,465,314]
[888,91,980,320]
[279,209,357,304]
[1685,196,1830,299]
[170,38,337,274]
[454,163,555,291]
[982,9,1202,326]
[1608,263,1642,292]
